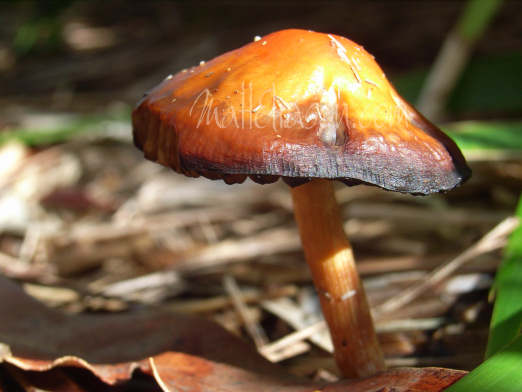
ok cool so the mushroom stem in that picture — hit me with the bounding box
[291,178,385,378]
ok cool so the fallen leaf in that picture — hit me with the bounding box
[0,276,465,391]
[4,366,86,392]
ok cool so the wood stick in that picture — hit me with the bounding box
[223,275,268,349]
[167,285,297,314]
[259,322,326,358]
[375,216,518,315]
[261,297,333,352]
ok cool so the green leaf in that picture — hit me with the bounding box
[391,52,522,115]
[0,107,131,147]
[445,334,522,392]
[485,196,522,358]
[447,197,522,391]
[443,121,522,151]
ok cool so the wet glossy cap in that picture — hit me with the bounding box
[133,29,470,194]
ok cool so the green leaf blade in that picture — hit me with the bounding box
[486,197,522,358]
[448,197,522,391]
[443,121,522,154]
[446,335,522,392]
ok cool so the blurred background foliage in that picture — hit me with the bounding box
[1,0,521,146]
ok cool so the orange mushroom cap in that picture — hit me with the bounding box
[133,29,470,194]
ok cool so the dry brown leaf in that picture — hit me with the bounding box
[323,368,467,392]
[0,276,465,391]
[4,365,87,392]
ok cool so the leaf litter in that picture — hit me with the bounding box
[0,274,466,391]
[0,132,520,390]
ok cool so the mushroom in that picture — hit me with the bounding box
[132,29,471,378]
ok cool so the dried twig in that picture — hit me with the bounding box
[347,203,508,226]
[262,298,333,352]
[101,270,186,300]
[375,216,519,315]
[166,285,297,313]
[223,275,268,349]
[259,321,326,360]
[178,227,300,272]
[376,317,447,333]
[260,338,311,363]
[0,252,54,282]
